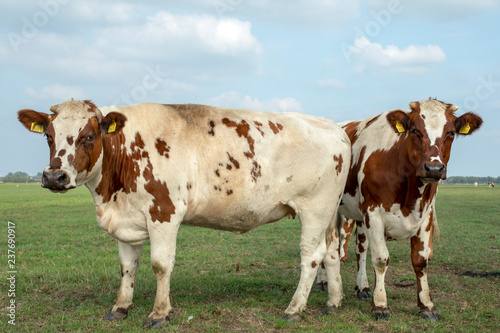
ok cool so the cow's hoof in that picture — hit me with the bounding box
[322,305,340,315]
[142,316,169,329]
[315,281,328,291]
[281,313,301,323]
[419,309,440,321]
[356,288,372,299]
[103,308,128,321]
[373,308,390,321]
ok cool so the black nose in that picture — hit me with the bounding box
[42,170,68,191]
[424,163,445,180]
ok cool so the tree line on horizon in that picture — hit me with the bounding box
[0,171,498,185]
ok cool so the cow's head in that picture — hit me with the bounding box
[18,99,126,192]
[386,99,482,183]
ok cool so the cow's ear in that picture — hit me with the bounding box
[17,109,50,134]
[101,112,127,135]
[455,112,483,136]
[386,110,409,134]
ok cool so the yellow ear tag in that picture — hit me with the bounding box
[459,123,470,134]
[395,121,405,133]
[108,121,117,133]
[30,122,44,133]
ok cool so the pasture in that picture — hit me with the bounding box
[0,183,498,332]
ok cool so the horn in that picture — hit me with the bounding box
[49,104,58,113]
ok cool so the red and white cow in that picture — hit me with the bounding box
[317,99,483,320]
[18,99,350,327]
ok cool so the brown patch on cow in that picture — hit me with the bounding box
[208,120,216,136]
[222,118,255,159]
[333,154,343,175]
[131,283,134,288]
[58,149,66,157]
[96,132,142,203]
[214,185,221,191]
[250,160,261,182]
[50,157,62,170]
[254,121,265,136]
[67,136,74,145]
[155,138,170,158]
[320,262,325,269]
[357,232,366,254]
[345,146,366,197]
[215,169,220,177]
[227,153,240,169]
[312,261,317,268]
[268,121,284,134]
[226,164,232,170]
[226,189,233,196]
[143,158,176,223]
[187,183,192,190]
[342,121,361,145]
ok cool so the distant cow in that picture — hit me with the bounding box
[18,99,350,327]
[317,99,482,320]
[488,182,495,188]
[474,182,478,187]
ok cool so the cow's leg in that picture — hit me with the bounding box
[315,262,328,291]
[366,216,390,320]
[104,241,143,320]
[142,221,180,328]
[315,214,353,291]
[411,213,440,321]
[282,211,332,322]
[339,216,355,263]
[354,221,371,299]
[321,214,343,315]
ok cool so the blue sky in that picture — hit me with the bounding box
[1,0,499,177]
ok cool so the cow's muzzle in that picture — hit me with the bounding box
[42,170,73,192]
[420,163,446,183]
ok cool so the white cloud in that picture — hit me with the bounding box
[348,37,446,73]
[209,91,303,112]
[25,84,85,100]
[95,12,262,59]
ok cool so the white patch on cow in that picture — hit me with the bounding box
[418,100,448,146]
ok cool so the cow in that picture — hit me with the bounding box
[488,182,494,188]
[474,182,478,187]
[316,99,483,321]
[17,99,350,327]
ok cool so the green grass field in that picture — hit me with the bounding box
[0,183,498,332]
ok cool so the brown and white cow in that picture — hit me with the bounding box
[18,99,350,327]
[316,99,482,320]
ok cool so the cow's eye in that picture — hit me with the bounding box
[446,132,455,141]
[410,128,420,137]
[85,134,95,142]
